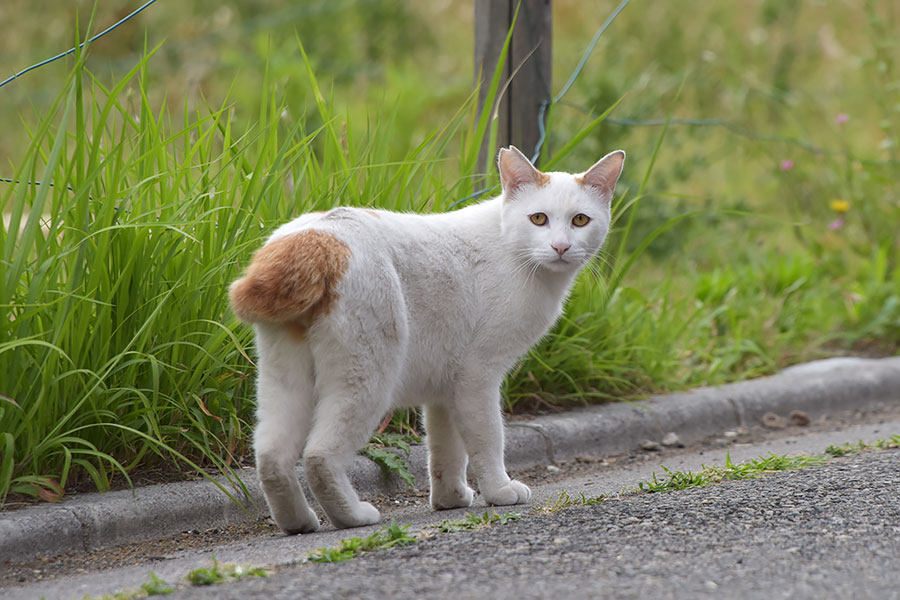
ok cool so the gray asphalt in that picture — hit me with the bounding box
[175,448,900,600]
[7,415,900,600]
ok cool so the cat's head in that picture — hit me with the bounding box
[498,146,625,273]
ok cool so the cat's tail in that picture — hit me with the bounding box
[229,229,351,333]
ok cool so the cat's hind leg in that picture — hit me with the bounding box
[302,330,404,529]
[302,359,399,529]
[424,404,475,510]
[253,328,320,534]
[301,245,408,529]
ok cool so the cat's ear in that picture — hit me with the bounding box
[498,146,549,197]
[578,150,626,202]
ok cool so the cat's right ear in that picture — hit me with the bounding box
[498,146,549,198]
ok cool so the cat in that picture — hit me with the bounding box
[229,146,625,533]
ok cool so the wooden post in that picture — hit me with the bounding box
[475,0,552,172]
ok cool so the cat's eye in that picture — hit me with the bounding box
[572,213,591,227]
[529,212,548,226]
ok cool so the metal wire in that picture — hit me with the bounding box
[531,0,631,163]
[0,0,159,90]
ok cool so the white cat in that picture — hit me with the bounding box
[229,146,625,533]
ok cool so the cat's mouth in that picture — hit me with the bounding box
[544,255,575,270]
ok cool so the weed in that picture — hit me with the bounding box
[306,519,417,563]
[637,452,827,493]
[433,510,522,533]
[361,432,422,488]
[82,571,173,600]
[824,444,855,457]
[140,572,173,595]
[534,489,606,514]
[186,556,268,586]
[826,436,900,457]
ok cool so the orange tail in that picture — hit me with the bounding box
[229,230,351,333]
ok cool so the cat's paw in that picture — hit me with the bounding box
[276,507,320,535]
[330,501,382,529]
[431,484,475,510]
[483,479,532,506]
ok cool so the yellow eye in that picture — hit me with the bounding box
[572,213,591,227]
[529,212,548,226]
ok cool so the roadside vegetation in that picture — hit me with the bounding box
[635,436,900,493]
[1,1,898,503]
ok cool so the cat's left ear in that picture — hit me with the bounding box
[577,150,626,203]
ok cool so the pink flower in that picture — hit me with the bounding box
[828,217,844,231]
[835,113,849,124]
[779,159,794,171]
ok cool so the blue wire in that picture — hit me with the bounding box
[449,186,496,209]
[531,0,631,163]
[0,0,159,90]
[0,1,158,193]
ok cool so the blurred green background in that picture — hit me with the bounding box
[1,0,897,501]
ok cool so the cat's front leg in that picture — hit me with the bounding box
[449,378,532,507]
[424,404,475,510]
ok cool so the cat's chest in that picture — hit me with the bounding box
[494,287,564,341]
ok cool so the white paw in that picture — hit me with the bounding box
[331,501,382,529]
[483,479,532,506]
[431,485,475,510]
[277,508,320,535]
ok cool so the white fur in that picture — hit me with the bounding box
[250,148,624,533]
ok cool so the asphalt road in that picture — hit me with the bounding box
[6,414,900,600]
[177,448,900,600]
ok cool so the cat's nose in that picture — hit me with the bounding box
[551,241,571,256]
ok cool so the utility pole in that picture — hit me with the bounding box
[475,0,552,171]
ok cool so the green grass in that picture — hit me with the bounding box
[186,556,268,585]
[636,452,829,494]
[306,519,417,563]
[432,510,522,533]
[825,435,900,457]
[82,571,174,599]
[1,2,899,503]
[140,572,174,596]
[360,432,421,488]
[637,437,900,494]
[534,489,606,514]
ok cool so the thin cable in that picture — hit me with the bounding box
[0,0,159,90]
[449,185,496,209]
[531,0,631,162]
[0,177,93,198]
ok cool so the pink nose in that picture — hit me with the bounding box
[551,241,570,256]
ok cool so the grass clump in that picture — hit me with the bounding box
[638,438,900,494]
[637,452,827,493]
[825,435,900,457]
[306,519,417,563]
[433,510,522,533]
[186,556,268,586]
[360,432,421,488]
[534,489,605,514]
[140,572,174,596]
[82,572,173,599]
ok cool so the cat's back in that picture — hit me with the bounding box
[268,204,495,278]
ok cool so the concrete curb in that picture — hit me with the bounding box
[2,356,899,564]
